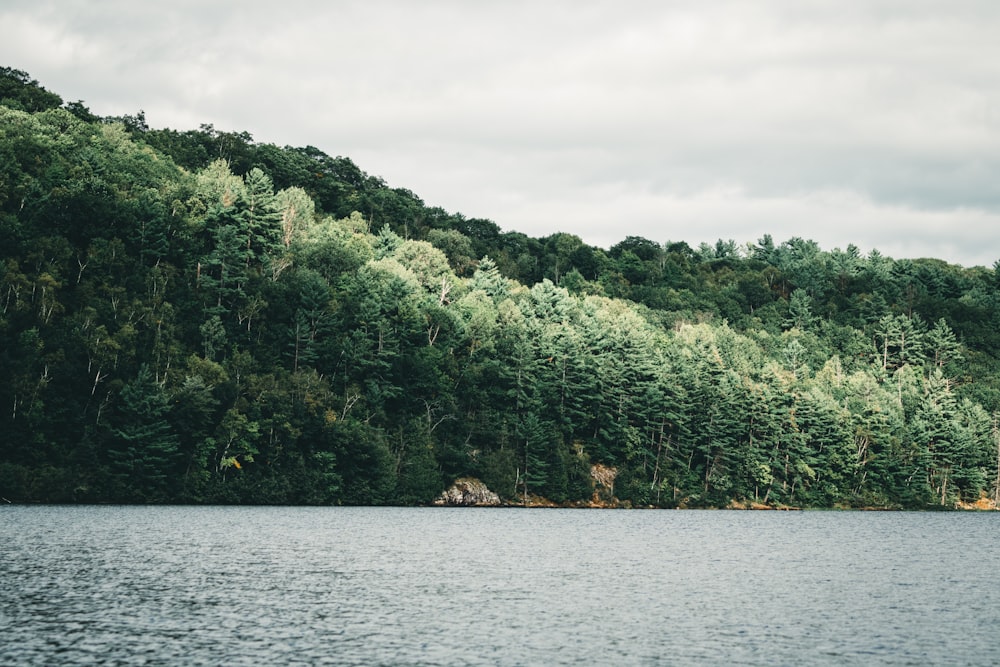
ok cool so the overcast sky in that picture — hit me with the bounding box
[3,1,1000,267]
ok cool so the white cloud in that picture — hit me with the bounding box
[0,10,105,72]
[2,0,999,266]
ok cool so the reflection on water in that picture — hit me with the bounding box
[2,506,998,665]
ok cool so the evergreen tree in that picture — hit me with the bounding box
[105,366,180,501]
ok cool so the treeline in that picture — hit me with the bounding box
[2,67,1000,508]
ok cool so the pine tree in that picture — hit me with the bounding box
[106,366,180,501]
[521,412,549,504]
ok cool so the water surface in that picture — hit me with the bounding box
[2,506,998,665]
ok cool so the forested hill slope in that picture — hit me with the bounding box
[2,67,999,508]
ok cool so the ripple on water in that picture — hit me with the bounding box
[2,507,999,666]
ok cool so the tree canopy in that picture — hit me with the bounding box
[2,69,999,508]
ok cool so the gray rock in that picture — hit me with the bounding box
[434,478,501,506]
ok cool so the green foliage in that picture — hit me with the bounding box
[2,70,998,509]
[104,366,180,501]
[0,67,63,112]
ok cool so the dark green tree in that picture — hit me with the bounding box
[105,366,180,501]
[0,67,62,112]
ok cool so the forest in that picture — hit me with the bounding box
[2,67,1000,508]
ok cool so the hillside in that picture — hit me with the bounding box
[2,67,999,508]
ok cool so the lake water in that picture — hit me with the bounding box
[1,506,998,666]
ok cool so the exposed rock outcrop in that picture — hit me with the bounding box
[957,494,999,511]
[590,463,617,506]
[434,478,501,506]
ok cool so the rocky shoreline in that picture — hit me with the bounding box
[433,470,1000,510]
